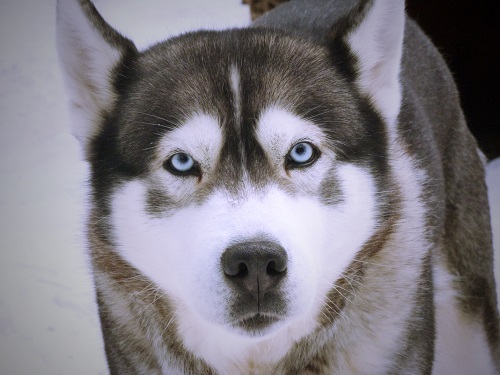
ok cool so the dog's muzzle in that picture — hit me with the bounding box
[221,240,289,332]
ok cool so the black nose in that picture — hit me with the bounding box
[221,241,288,294]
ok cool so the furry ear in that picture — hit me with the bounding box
[56,0,137,156]
[331,0,405,128]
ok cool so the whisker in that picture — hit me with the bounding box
[136,111,179,127]
[320,294,348,323]
[136,121,171,129]
[161,304,182,336]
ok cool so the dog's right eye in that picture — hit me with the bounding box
[163,152,200,177]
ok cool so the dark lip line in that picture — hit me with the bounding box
[235,312,284,324]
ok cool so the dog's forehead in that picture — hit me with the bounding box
[128,29,336,117]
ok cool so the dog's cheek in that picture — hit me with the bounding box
[313,165,379,304]
[110,184,257,327]
[262,165,378,321]
[110,180,202,302]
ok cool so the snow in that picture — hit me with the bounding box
[0,1,497,374]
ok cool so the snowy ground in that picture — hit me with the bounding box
[0,1,498,374]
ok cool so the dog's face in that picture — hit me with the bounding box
[58,0,402,343]
[101,31,384,338]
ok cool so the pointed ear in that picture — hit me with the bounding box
[56,0,137,156]
[331,0,405,128]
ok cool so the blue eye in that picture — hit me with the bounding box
[287,142,318,168]
[164,152,198,176]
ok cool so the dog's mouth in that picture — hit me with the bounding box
[227,288,289,335]
[234,312,282,334]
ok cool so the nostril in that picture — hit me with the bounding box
[266,260,287,276]
[223,260,247,277]
[267,261,277,275]
[222,256,250,278]
[235,262,249,278]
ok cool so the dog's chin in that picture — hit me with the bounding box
[230,313,285,338]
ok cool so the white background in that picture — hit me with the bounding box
[0,1,498,374]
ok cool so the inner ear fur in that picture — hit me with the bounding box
[56,0,137,157]
[329,0,405,128]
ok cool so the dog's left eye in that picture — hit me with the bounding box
[163,152,199,177]
[287,142,319,169]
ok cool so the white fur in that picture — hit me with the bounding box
[156,113,223,172]
[324,137,432,373]
[433,261,497,375]
[110,108,379,373]
[229,65,242,126]
[346,0,405,129]
[57,0,126,152]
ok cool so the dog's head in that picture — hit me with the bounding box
[57,0,404,341]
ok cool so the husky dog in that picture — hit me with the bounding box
[57,0,499,373]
